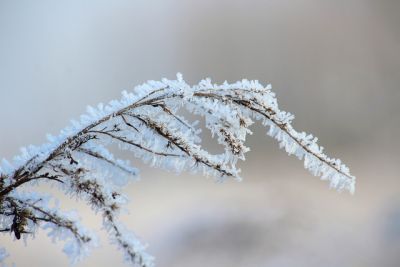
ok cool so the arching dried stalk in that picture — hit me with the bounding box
[0,74,355,266]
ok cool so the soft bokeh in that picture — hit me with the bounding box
[1,0,399,266]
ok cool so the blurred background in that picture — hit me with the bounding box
[1,0,400,266]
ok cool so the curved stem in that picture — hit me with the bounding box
[0,91,171,197]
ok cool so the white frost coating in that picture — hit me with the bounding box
[0,74,355,266]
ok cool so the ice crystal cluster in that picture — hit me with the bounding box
[0,74,355,266]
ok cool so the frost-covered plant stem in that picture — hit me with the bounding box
[0,74,355,266]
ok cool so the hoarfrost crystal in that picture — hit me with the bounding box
[0,74,355,267]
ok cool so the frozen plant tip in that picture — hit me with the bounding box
[0,74,355,266]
